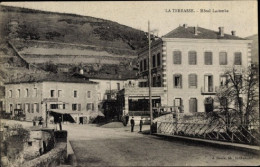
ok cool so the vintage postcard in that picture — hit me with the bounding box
[0,1,259,167]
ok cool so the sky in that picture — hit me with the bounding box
[1,1,258,37]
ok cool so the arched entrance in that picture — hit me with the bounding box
[204,97,214,113]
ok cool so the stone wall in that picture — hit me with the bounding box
[21,130,67,167]
[22,142,67,167]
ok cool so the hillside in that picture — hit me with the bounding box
[246,34,258,64]
[0,5,150,83]
[0,5,148,51]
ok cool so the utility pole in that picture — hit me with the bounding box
[148,21,153,134]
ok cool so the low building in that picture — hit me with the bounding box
[72,71,138,120]
[4,74,98,123]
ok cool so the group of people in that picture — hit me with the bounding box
[129,116,143,132]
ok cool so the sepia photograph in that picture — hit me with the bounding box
[0,1,259,166]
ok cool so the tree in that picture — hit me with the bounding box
[210,66,258,127]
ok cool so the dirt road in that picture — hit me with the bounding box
[64,124,260,166]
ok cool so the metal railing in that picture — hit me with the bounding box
[157,121,260,145]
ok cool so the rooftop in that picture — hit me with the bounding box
[5,73,97,84]
[163,25,246,40]
[73,72,138,81]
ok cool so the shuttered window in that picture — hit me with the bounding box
[144,59,147,70]
[34,103,39,113]
[188,74,197,88]
[87,103,92,110]
[72,104,77,111]
[204,52,213,65]
[189,98,197,113]
[157,53,161,66]
[219,52,227,65]
[220,75,228,86]
[78,104,81,111]
[152,75,157,87]
[188,51,197,65]
[157,75,161,87]
[173,74,182,88]
[174,98,182,107]
[31,104,34,113]
[152,55,156,68]
[140,60,143,72]
[174,98,183,113]
[234,52,242,65]
[173,51,182,64]
[92,103,95,111]
[25,103,30,113]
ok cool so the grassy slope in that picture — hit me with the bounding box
[0,5,148,52]
[0,5,147,84]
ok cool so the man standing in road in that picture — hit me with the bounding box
[139,118,143,132]
[130,117,135,132]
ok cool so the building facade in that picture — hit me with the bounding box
[138,39,163,88]
[5,80,98,122]
[138,24,252,114]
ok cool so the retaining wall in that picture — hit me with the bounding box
[22,131,68,167]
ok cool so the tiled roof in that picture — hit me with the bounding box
[163,26,245,40]
[5,73,97,84]
[74,71,138,80]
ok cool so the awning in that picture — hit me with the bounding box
[49,109,82,114]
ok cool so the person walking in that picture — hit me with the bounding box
[125,114,129,126]
[58,116,62,130]
[139,118,143,132]
[130,117,135,132]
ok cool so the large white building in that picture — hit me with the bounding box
[137,24,252,114]
[5,74,98,123]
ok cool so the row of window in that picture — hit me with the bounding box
[9,102,95,113]
[173,74,242,89]
[174,96,243,113]
[71,103,94,111]
[173,51,242,65]
[139,75,162,87]
[50,103,94,111]
[9,103,39,113]
[173,98,198,113]
[8,89,93,99]
[139,53,161,72]
[8,88,37,98]
[50,90,92,98]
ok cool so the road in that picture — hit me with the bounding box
[64,124,260,166]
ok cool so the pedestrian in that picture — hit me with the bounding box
[130,117,135,132]
[58,116,62,130]
[125,114,129,125]
[139,118,143,132]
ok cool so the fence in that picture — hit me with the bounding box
[157,121,260,145]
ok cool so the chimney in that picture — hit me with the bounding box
[219,27,224,37]
[231,30,236,36]
[183,24,188,28]
[194,26,198,35]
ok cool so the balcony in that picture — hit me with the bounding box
[201,86,217,95]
